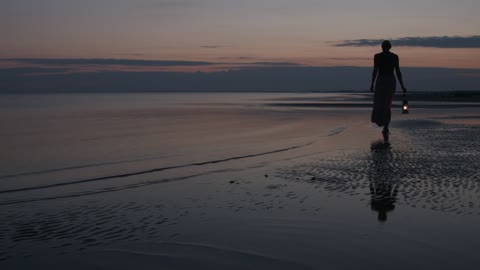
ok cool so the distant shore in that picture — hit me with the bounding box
[261,91,480,109]
[396,91,480,102]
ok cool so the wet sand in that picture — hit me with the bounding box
[1,93,479,269]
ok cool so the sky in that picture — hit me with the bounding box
[2,0,480,66]
[1,0,480,92]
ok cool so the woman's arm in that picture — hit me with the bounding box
[394,55,407,93]
[370,55,378,92]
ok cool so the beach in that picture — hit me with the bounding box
[1,92,480,269]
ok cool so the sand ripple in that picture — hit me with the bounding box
[0,200,177,261]
[276,120,480,218]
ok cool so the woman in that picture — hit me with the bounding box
[370,40,407,135]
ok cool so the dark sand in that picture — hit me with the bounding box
[0,93,479,269]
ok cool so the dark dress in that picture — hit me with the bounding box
[371,52,398,127]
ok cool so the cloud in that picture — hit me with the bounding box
[335,35,480,48]
[114,53,146,57]
[216,56,256,60]
[0,58,304,72]
[250,62,302,66]
[200,45,222,49]
[325,57,371,61]
[0,67,72,75]
[132,0,201,9]
[0,58,215,67]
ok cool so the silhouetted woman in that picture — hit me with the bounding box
[370,40,407,135]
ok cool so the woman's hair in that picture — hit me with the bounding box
[381,40,392,51]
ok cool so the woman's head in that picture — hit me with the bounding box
[381,40,392,52]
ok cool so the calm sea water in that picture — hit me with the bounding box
[0,93,367,191]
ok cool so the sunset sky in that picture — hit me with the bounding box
[2,0,480,71]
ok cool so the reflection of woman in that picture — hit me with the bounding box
[370,40,407,135]
[369,140,398,222]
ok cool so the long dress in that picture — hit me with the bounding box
[371,52,398,127]
[371,76,396,126]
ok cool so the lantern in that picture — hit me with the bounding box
[402,95,409,114]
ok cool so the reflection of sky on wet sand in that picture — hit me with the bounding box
[0,93,480,269]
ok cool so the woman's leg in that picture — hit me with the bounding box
[383,88,394,133]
